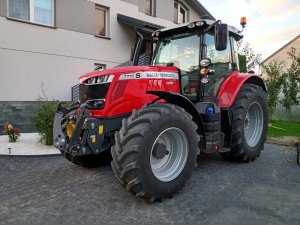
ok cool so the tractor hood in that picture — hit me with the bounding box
[79,66,178,83]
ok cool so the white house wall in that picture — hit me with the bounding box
[0,0,214,131]
[0,0,204,101]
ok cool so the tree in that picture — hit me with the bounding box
[281,49,300,119]
[287,49,300,83]
[238,54,247,73]
[262,60,285,119]
[237,41,262,72]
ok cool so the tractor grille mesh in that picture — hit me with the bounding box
[79,83,110,103]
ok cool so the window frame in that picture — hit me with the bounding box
[95,4,109,38]
[174,1,188,24]
[145,0,156,17]
[94,63,106,71]
[7,0,55,27]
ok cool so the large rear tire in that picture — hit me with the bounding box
[111,103,200,202]
[221,84,268,162]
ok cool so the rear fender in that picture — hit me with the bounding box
[147,91,206,150]
[218,71,266,108]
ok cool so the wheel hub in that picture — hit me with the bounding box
[150,127,188,182]
[244,102,263,147]
[244,113,250,130]
[152,143,169,159]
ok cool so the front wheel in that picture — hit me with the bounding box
[111,103,200,202]
[221,84,268,162]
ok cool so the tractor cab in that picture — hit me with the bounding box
[134,19,243,103]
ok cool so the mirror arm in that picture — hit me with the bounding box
[203,20,221,34]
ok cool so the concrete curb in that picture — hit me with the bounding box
[0,153,62,157]
[266,140,294,147]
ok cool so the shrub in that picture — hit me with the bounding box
[32,100,58,145]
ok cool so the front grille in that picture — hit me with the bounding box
[71,84,79,102]
[79,83,110,103]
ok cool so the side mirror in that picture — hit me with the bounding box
[215,23,228,51]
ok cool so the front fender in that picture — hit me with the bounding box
[217,71,266,108]
[147,91,206,149]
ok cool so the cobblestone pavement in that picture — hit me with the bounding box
[0,144,299,225]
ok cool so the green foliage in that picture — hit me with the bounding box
[238,54,247,73]
[281,71,299,119]
[268,120,300,137]
[262,48,300,120]
[280,49,300,119]
[237,41,262,71]
[32,99,58,145]
[262,60,285,119]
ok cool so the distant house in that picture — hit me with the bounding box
[260,34,300,121]
[0,0,214,131]
[260,34,300,78]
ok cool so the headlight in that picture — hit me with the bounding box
[200,58,211,67]
[85,74,114,85]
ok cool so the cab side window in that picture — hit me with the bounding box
[205,33,233,75]
[203,33,235,96]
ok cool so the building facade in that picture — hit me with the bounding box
[0,0,214,131]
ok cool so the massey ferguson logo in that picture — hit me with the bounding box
[119,72,178,80]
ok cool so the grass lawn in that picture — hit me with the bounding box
[268,120,300,137]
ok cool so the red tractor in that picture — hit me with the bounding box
[53,19,268,201]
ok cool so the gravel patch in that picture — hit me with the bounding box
[0,133,61,156]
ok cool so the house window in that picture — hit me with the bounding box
[8,0,54,26]
[96,5,109,37]
[145,0,155,16]
[174,1,188,24]
[94,63,106,71]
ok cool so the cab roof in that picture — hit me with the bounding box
[156,19,243,41]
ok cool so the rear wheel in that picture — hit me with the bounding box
[111,103,200,202]
[221,84,268,162]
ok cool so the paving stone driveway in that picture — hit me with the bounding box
[0,144,299,225]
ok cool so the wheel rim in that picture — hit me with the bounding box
[150,127,188,182]
[244,102,264,147]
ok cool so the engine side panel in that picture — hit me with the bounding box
[87,66,181,117]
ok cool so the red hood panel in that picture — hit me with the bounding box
[79,66,178,79]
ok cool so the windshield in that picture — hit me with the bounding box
[153,31,200,75]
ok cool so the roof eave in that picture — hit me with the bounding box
[261,34,300,65]
[185,0,216,20]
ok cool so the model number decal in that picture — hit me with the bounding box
[119,72,178,80]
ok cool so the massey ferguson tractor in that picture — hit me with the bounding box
[53,18,268,201]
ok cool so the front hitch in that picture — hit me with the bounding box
[53,110,66,152]
[53,102,94,156]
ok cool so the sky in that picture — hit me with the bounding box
[200,0,300,61]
